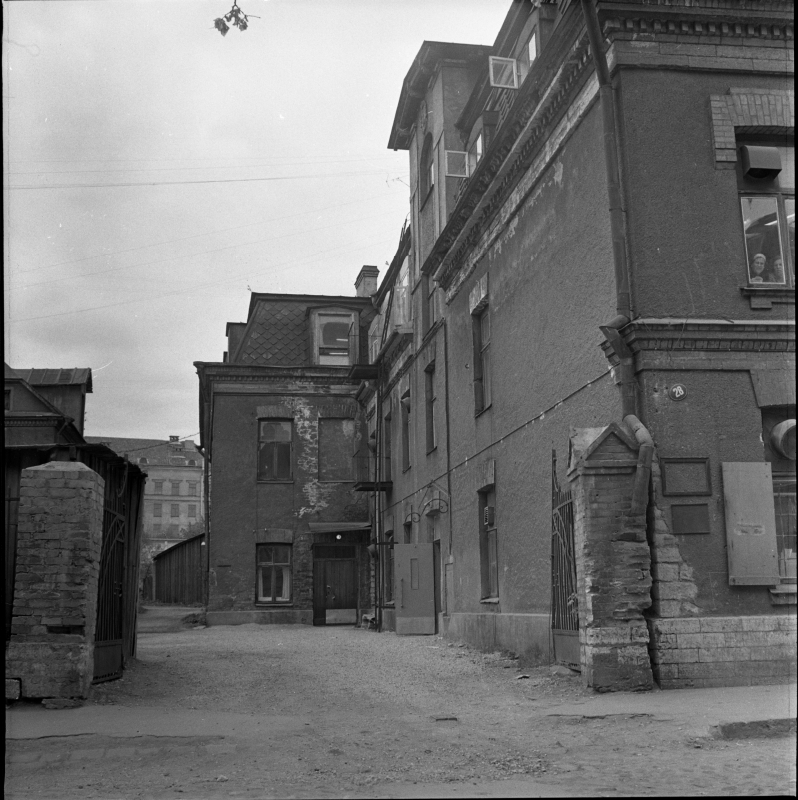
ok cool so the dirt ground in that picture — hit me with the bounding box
[5,606,796,799]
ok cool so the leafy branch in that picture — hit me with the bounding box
[214,3,260,37]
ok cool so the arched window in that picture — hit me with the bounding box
[420,133,434,199]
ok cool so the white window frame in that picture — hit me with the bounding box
[489,56,518,89]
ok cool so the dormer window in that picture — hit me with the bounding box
[489,56,518,89]
[310,308,358,366]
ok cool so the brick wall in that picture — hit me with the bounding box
[5,461,105,700]
[650,615,797,688]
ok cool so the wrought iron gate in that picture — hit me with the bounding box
[551,449,580,670]
[93,464,127,683]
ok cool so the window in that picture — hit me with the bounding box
[773,475,796,580]
[400,392,411,472]
[445,150,467,178]
[171,482,180,496]
[383,532,395,603]
[4,389,11,410]
[154,480,164,494]
[170,504,180,518]
[425,365,437,453]
[383,411,393,482]
[738,142,795,286]
[153,503,162,518]
[518,28,538,82]
[317,313,353,365]
[489,56,518,89]
[188,504,197,518]
[152,524,162,537]
[420,133,434,200]
[479,489,499,599]
[472,307,492,414]
[258,420,293,481]
[188,460,197,466]
[318,418,355,481]
[139,457,148,465]
[425,276,437,331]
[467,133,483,177]
[188,482,198,496]
[256,545,292,603]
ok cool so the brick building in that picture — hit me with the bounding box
[357,0,795,689]
[194,271,377,626]
[85,436,205,556]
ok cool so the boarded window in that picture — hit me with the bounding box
[318,418,355,481]
[258,420,292,481]
[721,462,779,585]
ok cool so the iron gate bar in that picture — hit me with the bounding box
[551,449,580,670]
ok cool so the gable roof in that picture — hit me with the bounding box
[85,436,203,465]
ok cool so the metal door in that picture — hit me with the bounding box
[551,450,580,670]
[394,543,435,635]
[313,546,358,625]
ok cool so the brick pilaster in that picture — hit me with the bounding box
[569,425,654,692]
[6,461,105,700]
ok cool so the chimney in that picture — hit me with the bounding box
[355,265,379,298]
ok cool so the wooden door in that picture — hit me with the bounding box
[313,546,358,625]
[394,543,435,635]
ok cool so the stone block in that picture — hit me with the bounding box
[698,617,742,633]
[6,678,21,700]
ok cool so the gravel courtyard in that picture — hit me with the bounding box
[5,607,795,799]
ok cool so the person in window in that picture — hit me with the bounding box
[749,252,782,284]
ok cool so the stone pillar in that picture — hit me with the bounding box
[568,424,654,692]
[6,461,105,700]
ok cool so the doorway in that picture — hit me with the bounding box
[313,545,358,626]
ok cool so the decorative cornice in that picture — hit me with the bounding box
[601,318,795,365]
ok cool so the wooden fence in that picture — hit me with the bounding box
[153,533,204,605]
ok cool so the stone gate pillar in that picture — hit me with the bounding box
[568,424,654,692]
[6,461,105,701]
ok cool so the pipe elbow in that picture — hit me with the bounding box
[623,414,654,448]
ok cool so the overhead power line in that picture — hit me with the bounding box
[5,169,408,191]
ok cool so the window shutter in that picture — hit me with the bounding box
[721,462,779,585]
[445,151,468,178]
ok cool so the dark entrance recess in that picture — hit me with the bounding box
[551,449,580,670]
[313,545,358,626]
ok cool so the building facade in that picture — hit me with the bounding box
[195,271,378,626]
[86,436,206,557]
[360,0,794,689]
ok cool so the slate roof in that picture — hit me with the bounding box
[236,300,309,365]
[15,368,93,392]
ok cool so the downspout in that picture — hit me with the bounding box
[581,0,636,418]
[624,414,654,516]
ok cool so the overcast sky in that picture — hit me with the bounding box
[3,0,508,441]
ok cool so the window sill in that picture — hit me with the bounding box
[383,601,395,608]
[402,466,412,474]
[255,602,294,607]
[426,446,438,456]
[769,584,797,606]
[739,285,795,309]
[257,480,294,485]
[480,597,500,604]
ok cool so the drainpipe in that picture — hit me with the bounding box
[624,414,654,516]
[581,0,636,418]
